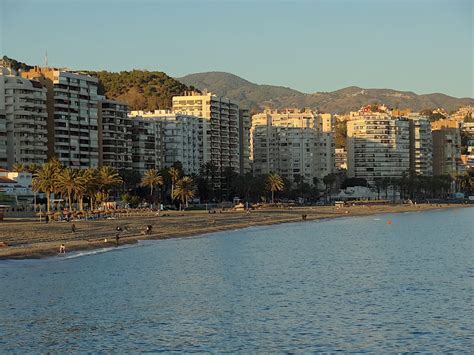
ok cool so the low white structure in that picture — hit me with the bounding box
[332,185,400,202]
[0,168,35,204]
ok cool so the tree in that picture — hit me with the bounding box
[323,173,337,192]
[266,173,284,203]
[56,168,84,210]
[119,169,141,191]
[96,166,122,205]
[168,166,182,202]
[173,176,196,209]
[12,163,27,173]
[32,161,61,214]
[141,169,163,198]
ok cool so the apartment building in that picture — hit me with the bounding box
[172,92,240,176]
[98,98,132,170]
[239,108,251,174]
[0,109,6,169]
[346,113,410,184]
[407,114,433,176]
[335,148,347,170]
[318,113,336,178]
[0,66,48,169]
[22,67,99,168]
[431,119,462,175]
[130,110,209,175]
[130,116,163,175]
[250,109,335,186]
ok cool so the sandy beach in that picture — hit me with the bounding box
[0,203,471,260]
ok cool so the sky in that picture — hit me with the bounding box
[1,0,473,97]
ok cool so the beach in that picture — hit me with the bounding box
[0,203,471,260]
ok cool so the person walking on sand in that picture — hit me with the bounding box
[71,223,76,233]
[59,244,66,254]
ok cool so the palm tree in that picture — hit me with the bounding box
[74,169,91,211]
[266,173,284,203]
[141,169,163,197]
[168,167,181,201]
[32,161,61,213]
[56,168,78,210]
[83,168,99,210]
[12,163,26,173]
[96,166,122,205]
[173,176,195,209]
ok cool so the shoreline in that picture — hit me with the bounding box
[0,203,471,260]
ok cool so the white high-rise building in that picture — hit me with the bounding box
[407,114,433,176]
[346,113,410,184]
[23,67,99,168]
[129,110,209,175]
[172,92,240,176]
[250,109,335,186]
[0,66,48,169]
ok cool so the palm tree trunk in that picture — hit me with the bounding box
[150,184,153,197]
[271,190,274,204]
[46,192,51,214]
[79,196,84,211]
[171,184,174,202]
[68,193,72,211]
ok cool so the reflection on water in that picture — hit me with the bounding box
[0,208,473,352]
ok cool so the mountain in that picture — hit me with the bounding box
[178,72,474,113]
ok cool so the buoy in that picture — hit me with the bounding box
[387,220,393,225]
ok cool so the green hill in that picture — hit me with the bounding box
[86,70,194,110]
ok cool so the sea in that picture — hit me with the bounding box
[0,207,473,352]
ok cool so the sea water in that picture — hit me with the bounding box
[0,207,473,352]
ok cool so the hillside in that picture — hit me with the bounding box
[86,70,194,111]
[178,72,474,113]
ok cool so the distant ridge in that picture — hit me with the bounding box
[3,56,472,113]
[178,72,474,113]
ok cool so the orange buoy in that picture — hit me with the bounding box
[387,220,393,225]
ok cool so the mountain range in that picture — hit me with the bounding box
[177,72,473,114]
[3,56,472,113]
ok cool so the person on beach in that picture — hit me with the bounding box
[59,244,66,253]
[116,226,123,232]
[145,225,153,235]
[71,224,76,233]
[115,234,120,245]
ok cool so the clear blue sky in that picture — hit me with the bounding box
[1,0,472,97]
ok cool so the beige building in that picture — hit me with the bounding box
[407,114,433,176]
[129,110,209,175]
[22,67,99,168]
[0,66,48,169]
[431,119,462,175]
[172,92,240,176]
[98,98,132,170]
[250,109,335,186]
[346,113,410,184]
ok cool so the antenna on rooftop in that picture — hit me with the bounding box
[45,50,48,68]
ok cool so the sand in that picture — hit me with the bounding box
[0,204,471,260]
